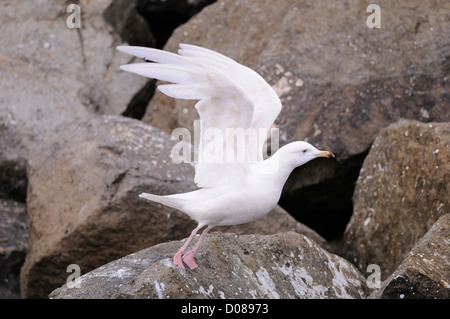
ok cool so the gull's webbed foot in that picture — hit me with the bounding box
[182,250,198,269]
[173,251,185,269]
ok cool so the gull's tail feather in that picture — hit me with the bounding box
[139,192,185,211]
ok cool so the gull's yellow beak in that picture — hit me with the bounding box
[316,150,335,158]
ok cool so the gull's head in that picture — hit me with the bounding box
[279,141,335,168]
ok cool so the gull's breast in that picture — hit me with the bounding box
[196,179,281,227]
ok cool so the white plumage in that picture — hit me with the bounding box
[118,44,334,269]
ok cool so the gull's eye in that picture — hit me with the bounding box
[302,149,308,154]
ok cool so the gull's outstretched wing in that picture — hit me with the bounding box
[117,44,282,187]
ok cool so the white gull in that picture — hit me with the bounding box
[117,44,334,269]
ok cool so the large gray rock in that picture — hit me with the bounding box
[20,115,197,299]
[0,0,148,163]
[49,232,369,299]
[370,214,450,299]
[344,121,449,279]
[140,0,450,238]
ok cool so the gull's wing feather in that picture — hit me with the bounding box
[120,63,192,84]
[177,44,282,137]
[117,45,193,67]
[118,44,282,187]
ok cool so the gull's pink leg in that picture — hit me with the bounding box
[182,226,212,270]
[173,226,201,269]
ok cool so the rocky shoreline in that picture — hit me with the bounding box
[1,0,448,299]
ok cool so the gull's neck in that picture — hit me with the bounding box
[257,146,299,186]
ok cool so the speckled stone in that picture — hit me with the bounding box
[50,232,369,299]
[344,120,449,279]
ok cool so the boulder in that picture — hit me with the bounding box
[140,0,450,239]
[0,0,148,162]
[20,115,197,299]
[20,115,327,298]
[49,232,369,299]
[344,120,449,279]
[370,214,450,299]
